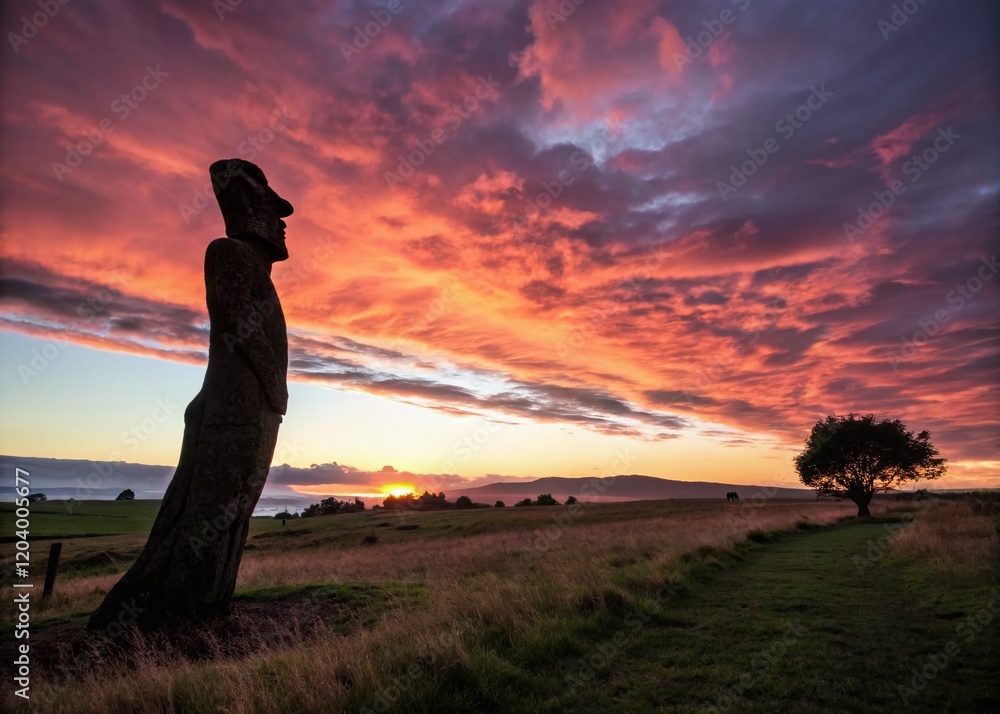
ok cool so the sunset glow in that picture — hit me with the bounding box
[382,484,417,498]
[1,0,997,499]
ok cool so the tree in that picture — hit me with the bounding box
[514,498,533,507]
[534,493,560,506]
[565,496,578,505]
[116,489,135,500]
[302,496,365,517]
[495,500,505,508]
[455,495,474,509]
[27,493,47,502]
[794,414,946,517]
[382,491,450,511]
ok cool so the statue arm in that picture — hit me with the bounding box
[206,239,287,415]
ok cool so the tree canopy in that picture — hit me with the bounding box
[794,413,946,517]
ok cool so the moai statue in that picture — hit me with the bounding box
[88,159,292,631]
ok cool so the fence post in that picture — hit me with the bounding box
[43,542,62,599]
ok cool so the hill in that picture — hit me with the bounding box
[451,473,813,504]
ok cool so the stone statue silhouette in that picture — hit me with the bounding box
[88,159,292,631]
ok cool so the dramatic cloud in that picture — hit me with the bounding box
[2,0,998,486]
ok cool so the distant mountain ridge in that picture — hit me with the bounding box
[451,474,813,503]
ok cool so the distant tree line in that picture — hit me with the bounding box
[301,496,366,518]
[514,493,576,507]
[299,491,588,516]
[382,491,491,511]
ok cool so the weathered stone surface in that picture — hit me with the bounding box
[88,159,293,631]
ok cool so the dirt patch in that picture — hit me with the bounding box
[1,590,352,684]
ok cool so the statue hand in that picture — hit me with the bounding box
[267,382,288,415]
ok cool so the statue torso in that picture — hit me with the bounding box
[201,237,287,425]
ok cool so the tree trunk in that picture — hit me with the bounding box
[87,393,281,631]
[856,497,873,518]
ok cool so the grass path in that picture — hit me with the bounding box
[537,521,999,713]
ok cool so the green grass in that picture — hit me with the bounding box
[2,497,783,542]
[328,519,998,713]
[0,498,764,584]
[0,499,164,539]
[385,520,998,713]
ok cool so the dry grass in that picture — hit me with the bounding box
[890,498,1000,575]
[8,500,859,713]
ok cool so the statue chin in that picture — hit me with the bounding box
[232,231,288,261]
[267,238,289,262]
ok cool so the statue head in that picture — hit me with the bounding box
[209,159,294,261]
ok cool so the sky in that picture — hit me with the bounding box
[1,0,998,499]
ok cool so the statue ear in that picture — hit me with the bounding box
[217,176,256,233]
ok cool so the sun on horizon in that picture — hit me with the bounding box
[381,484,418,498]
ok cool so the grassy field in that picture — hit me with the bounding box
[0,500,165,539]
[1,496,997,712]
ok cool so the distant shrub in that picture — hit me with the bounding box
[514,498,533,507]
[495,500,505,508]
[455,496,474,509]
[28,493,47,503]
[383,491,451,511]
[302,497,366,517]
[534,493,560,506]
[362,534,379,545]
[274,511,298,519]
[565,496,578,505]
